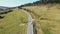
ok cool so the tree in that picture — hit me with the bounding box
[39,0,60,3]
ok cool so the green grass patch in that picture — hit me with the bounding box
[0,8,28,34]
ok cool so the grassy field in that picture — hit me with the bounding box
[23,4,60,34]
[0,8,28,34]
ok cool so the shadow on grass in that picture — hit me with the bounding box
[0,16,4,19]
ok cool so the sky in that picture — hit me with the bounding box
[0,0,38,7]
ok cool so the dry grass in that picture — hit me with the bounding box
[23,4,60,34]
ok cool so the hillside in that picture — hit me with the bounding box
[23,4,60,34]
[0,0,60,34]
[0,6,11,11]
[0,8,28,34]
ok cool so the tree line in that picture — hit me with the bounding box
[40,0,60,3]
[18,0,60,8]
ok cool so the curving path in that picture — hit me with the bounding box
[21,9,33,34]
